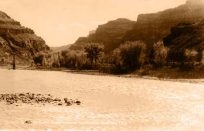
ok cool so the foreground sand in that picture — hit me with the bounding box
[0,69,204,130]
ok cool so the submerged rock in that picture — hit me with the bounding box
[66,101,72,106]
[25,120,32,124]
[75,100,81,105]
[58,103,63,106]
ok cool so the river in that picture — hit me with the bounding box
[0,69,204,130]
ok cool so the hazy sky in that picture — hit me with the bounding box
[0,0,186,46]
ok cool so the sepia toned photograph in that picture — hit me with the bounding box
[0,0,204,130]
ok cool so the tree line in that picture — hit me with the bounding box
[33,40,203,74]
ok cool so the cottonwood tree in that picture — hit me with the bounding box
[118,41,146,70]
[84,43,104,66]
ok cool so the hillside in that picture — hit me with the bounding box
[70,18,136,52]
[123,0,204,49]
[70,37,89,51]
[164,19,204,52]
[0,11,49,64]
[51,44,71,53]
[70,0,204,53]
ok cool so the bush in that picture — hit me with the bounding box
[33,53,44,66]
[184,49,198,63]
[153,41,169,67]
[99,50,124,73]
[181,49,199,70]
[84,43,104,68]
[167,48,202,70]
[100,41,146,73]
[118,41,146,71]
[59,50,93,70]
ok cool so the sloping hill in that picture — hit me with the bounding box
[69,37,89,51]
[70,0,204,53]
[70,18,136,52]
[164,19,204,51]
[51,45,71,53]
[0,11,49,64]
[123,0,204,49]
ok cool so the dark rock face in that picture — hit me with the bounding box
[164,19,204,51]
[70,18,136,52]
[0,11,49,64]
[123,0,204,49]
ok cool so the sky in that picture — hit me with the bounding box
[0,0,186,47]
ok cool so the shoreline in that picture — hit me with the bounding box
[1,65,204,130]
[1,65,204,84]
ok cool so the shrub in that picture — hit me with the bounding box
[84,43,104,67]
[182,49,199,69]
[59,50,92,70]
[100,41,146,73]
[168,48,202,70]
[99,49,124,73]
[118,41,146,71]
[33,53,44,66]
[153,41,169,67]
[184,49,198,62]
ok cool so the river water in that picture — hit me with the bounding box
[0,69,204,130]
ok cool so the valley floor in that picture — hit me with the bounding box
[0,69,204,130]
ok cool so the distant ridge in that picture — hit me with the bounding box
[71,0,204,53]
[186,0,204,5]
[123,0,204,49]
[51,44,71,53]
[70,18,136,52]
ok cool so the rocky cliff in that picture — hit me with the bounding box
[70,18,136,52]
[0,11,49,65]
[164,19,204,51]
[70,0,204,53]
[123,0,204,49]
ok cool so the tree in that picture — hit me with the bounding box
[33,53,44,66]
[118,41,146,70]
[84,43,104,66]
[12,53,16,70]
[184,49,198,66]
[59,49,90,69]
[153,41,169,67]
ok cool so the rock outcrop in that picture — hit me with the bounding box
[70,18,136,52]
[164,19,204,51]
[70,0,204,53]
[0,11,49,65]
[123,0,204,49]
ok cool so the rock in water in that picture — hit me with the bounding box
[66,101,72,106]
[0,93,81,107]
[25,120,32,124]
[75,100,81,105]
